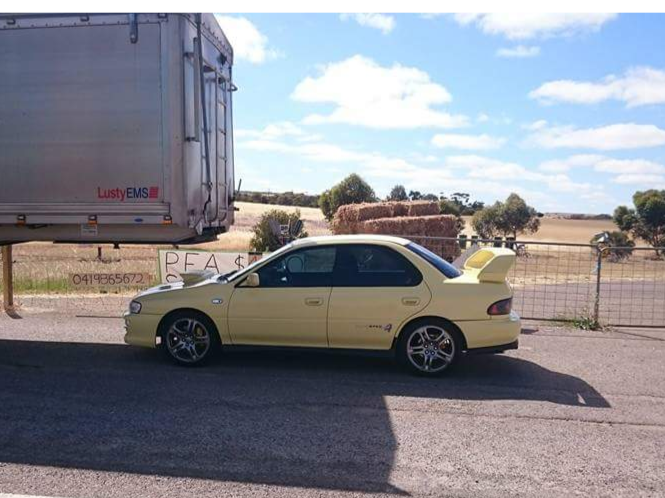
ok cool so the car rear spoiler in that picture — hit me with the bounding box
[462,248,516,283]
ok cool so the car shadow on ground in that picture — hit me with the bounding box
[0,339,609,494]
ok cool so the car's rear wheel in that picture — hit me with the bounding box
[397,319,461,376]
[159,311,219,366]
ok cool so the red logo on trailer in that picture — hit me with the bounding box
[97,186,159,201]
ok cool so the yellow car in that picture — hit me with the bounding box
[124,235,521,375]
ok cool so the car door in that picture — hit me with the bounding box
[327,244,432,350]
[227,246,336,347]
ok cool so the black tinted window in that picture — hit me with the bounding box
[406,242,461,279]
[257,247,336,287]
[334,245,422,287]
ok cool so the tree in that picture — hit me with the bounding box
[422,193,439,201]
[387,184,408,201]
[495,193,541,238]
[614,190,665,255]
[319,174,377,221]
[471,193,540,239]
[408,190,423,201]
[250,209,308,252]
[471,203,501,238]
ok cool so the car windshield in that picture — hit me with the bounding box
[406,242,461,279]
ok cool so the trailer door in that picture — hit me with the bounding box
[0,19,166,212]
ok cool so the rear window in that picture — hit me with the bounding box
[406,242,462,279]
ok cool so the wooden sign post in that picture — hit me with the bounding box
[2,245,13,311]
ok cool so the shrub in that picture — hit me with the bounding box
[250,209,308,252]
[591,231,635,261]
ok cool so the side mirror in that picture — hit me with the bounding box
[245,272,260,287]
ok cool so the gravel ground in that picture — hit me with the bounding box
[0,309,664,497]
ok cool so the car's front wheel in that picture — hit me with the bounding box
[159,311,219,366]
[397,319,462,376]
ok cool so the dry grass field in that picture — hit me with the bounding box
[461,216,615,244]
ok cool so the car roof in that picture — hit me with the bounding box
[290,234,411,247]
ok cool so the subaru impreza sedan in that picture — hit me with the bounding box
[124,235,520,375]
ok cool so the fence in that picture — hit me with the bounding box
[1,238,664,328]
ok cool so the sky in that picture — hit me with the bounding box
[215,13,665,214]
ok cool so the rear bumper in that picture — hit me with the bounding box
[457,310,521,349]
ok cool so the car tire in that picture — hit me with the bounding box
[396,319,462,376]
[159,310,220,366]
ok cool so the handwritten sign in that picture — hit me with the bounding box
[69,272,152,288]
[158,250,265,284]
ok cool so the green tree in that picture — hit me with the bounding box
[387,184,408,201]
[250,209,308,252]
[471,203,501,239]
[319,174,377,221]
[495,193,541,238]
[471,194,540,239]
[614,190,665,254]
[439,199,465,232]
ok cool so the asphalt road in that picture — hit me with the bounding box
[1,310,664,497]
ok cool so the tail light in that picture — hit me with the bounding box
[488,297,512,316]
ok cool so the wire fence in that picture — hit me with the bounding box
[1,238,664,328]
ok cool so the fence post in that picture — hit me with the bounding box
[2,245,14,311]
[593,246,602,327]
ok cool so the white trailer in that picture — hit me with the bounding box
[0,13,236,245]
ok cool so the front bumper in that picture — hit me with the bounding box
[457,310,521,350]
[123,311,162,348]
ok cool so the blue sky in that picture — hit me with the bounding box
[215,13,665,214]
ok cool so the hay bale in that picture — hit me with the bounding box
[407,201,440,216]
[358,215,460,260]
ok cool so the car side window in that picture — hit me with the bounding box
[256,247,336,287]
[333,245,423,287]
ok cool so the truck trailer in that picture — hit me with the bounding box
[0,13,236,245]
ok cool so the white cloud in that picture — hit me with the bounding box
[529,67,665,107]
[214,15,279,64]
[539,154,604,172]
[420,12,446,19]
[238,133,604,208]
[539,154,665,175]
[594,158,665,175]
[613,174,665,186]
[476,113,490,123]
[523,119,548,131]
[236,121,307,140]
[291,55,468,129]
[431,133,506,150]
[496,45,540,58]
[340,13,395,34]
[527,123,665,150]
[453,13,617,40]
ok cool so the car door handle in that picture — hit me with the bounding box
[305,298,324,306]
[402,297,420,306]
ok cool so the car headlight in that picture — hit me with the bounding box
[129,300,142,314]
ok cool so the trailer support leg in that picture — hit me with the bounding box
[2,245,14,312]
